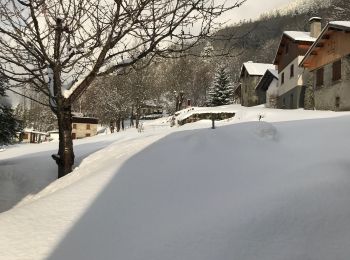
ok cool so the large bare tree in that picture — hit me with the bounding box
[0,0,245,178]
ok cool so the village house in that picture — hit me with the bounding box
[71,115,99,139]
[273,18,320,109]
[239,61,275,107]
[18,129,48,143]
[300,21,350,111]
[255,69,279,108]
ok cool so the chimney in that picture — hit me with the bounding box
[309,17,322,38]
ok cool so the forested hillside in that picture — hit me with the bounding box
[213,0,350,78]
[14,0,350,130]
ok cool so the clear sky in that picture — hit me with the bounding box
[220,0,294,26]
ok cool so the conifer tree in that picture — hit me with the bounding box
[207,66,234,106]
[0,77,22,145]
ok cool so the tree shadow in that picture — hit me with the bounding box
[0,140,112,213]
[47,115,350,260]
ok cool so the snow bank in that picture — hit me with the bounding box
[1,105,350,260]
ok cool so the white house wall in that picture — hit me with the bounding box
[278,56,305,96]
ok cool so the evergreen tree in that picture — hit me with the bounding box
[0,77,22,145]
[207,66,234,106]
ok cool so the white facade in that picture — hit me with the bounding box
[278,56,306,96]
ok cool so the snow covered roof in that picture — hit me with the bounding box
[273,30,316,65]
[300,21,350,69]
[23,129,48,135]
[240,62,276,77]
[255,69,278,91]
[284,31,316,42]
[267,69,278,79]
[329,21,350,29]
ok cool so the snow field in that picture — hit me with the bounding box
[1,105,350,259]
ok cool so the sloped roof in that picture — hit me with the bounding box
[72,116,99,124]
[273,31,316,65]
[300,21,350,68]
[255,69,279,91]
[329,21,350,28]
[240,62,275,77]
[284,31,316,42]
[267,69,279,79]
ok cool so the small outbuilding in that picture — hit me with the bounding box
[239,61,276,107]
[255,69,279,108]
[19,129,48,143]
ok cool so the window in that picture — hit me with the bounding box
[316,67,324,87]
[73,124,77,129]
[332,59,341,81]
[86,133,91,137]
[86,124,90,130]
[281,73,285,85]
[290,64,294,78]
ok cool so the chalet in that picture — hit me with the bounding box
[273,18,319,109]
[19,129,48,143]
[255,69,279,108]
[71,116,98,139]
[239,61,275,107]
[300,21,350,111]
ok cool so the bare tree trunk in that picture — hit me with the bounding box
[121,118,125,131]
[135,106,140,129]
[55,106,74,178]
[116,116,121,132]
[130,105,134,127]
[110,121,115,133]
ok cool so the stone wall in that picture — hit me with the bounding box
[241,76,261,107]
[314,56,350,111]
[178,112,235,126]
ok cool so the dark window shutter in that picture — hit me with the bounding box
[316,67,324,87]
[332,60,341,81]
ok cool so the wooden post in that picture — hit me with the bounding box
[211,114,215,129]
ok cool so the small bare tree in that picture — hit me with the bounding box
[0,0,246,178]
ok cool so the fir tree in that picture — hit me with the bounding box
[207,66,234,106]
[0,76,22,145]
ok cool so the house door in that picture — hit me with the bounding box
[72,133,76,139]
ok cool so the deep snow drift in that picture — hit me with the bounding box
[1,105,350,260]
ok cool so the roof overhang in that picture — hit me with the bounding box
[300,22,350,69]
[255,70,278,91]
[273,32,315,65]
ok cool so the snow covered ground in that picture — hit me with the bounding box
[1,105,350,260]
